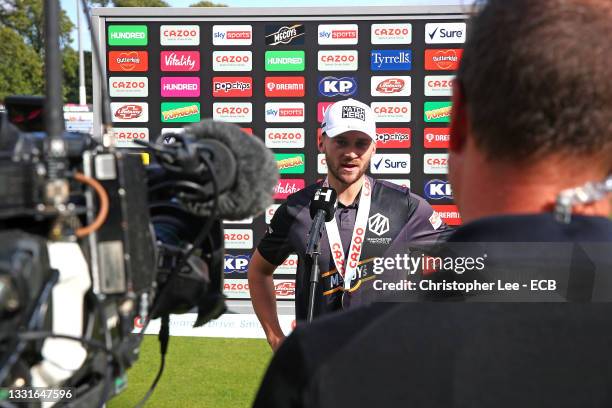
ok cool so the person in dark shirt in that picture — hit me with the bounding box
[248,98,451,351]
[253,0,612,406]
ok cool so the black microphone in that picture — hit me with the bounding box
[306,187,338,257]
[149,120,279,220]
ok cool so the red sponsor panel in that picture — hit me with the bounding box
[108,51,148,72]
[424,49,463,71]
[212,76,253,97]
[265,77,305,97]
[424,128,451,148]
[274,179,305,199]
[432,205,462,226]
[375,128,411,149]
[317,102,334,123]
[241,127,253,135]
[317,128,323,145]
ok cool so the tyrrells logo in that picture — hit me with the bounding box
[265,24,305,45]
[368,213,390,236]
[341,106,366,121]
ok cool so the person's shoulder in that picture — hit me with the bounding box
[284,182,321,208]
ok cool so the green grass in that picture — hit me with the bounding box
[108,336,272,408]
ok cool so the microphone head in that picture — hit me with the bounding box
[184,120,279,220]
[310,187,338,222]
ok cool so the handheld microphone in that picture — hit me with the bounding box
[306,187,338,257]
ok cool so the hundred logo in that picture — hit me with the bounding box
[108,25,148,46]
[161,102,201,123]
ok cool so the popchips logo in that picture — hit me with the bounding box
[375,128,411,148]
[318,50,358,71]
[108,51,148,72]
[371,76,411,97]
[424,128,451,148]
[424,75,455,97]
[265,102,305,123]
[273,179,305,199]
[371,23,412,44]
[318,24,358,45]
[213,25,252,45]
[109,77,148,97]
[160,25,199,46]
[265,128,305,149]
[213,102,252,123]
[112,128,149,148]
[111,103,148,122]
[424,49,463,70]
[212,77,253,98]
[371,102,411,122]
[265,77,305,97]
[213,51,252,72]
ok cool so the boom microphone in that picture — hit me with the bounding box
[182,120,279,220]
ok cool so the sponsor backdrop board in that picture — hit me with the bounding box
[93,6,467,304]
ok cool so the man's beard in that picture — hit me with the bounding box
[326,154,369,186]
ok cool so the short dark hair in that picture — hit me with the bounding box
[457,0,612,170]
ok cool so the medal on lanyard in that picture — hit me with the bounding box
[323,177,372,290]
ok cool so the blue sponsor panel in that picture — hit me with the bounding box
[318,76,358,97]
[370,50,412,71]
[424,179,453,200]
[224,254,251,274]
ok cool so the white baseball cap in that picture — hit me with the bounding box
[322,98,377,141]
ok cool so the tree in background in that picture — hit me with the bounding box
[190,1,226,6]
[0,25,44,100]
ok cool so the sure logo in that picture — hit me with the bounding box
[371,23,412,44]
[265,24,305,45]
[424,49,463,70]
[425,179,453,200]
[318,50,358,71]
[213,102,252,123]
[425,22,467,44]
[371,102,411,122]
[109,77,148,97]
[318,24,358,45]
[108,25,147,46]
[265,128,305,149]
[213,51,252,72]
[160,51,199,72]
[212,77,253,98]
[265,77,305,97]
[370,50,411,71]
[371,76,411,97]
[265,102,305,123]
[424,153,449,174]
[212,25,252,46]
[318,76,357,97]
[160,25,199,46]
[370,154,411,174]
[111,103,148,122]
[108,51,148,72]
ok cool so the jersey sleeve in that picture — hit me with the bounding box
[402,193,454,244]
[257,202,295,265]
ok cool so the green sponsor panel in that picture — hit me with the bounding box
[161,102,201,123]
[108,25,148,46]
[275,153,305,174]
[265,51,305,72]
[424,101,452,123]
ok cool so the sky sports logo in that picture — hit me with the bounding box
[265,51,305,71]
[213,102,252,123]
[318,76,357,97]
[371,76,411,97]
[370,154,411,174]
[273,179,305,199]
[371,23,412,44]
[425,179,453,200]
[265,24,305,45]
[265,102,305,123]
[265,128,305,149]
[112,128,149,148]
[375,128,411,149]
[212,51,252,71]
[318,50,358,71]
[108,51,148,72]
[212,77,253,98]
[212,25,252,45]
[161,77,200,97]
[371,102,411,122]
[111,102,148,122]
[109,77,148,97]
[160,51,199,72]
[108,25,147,46]
[318,24,358,45]
[371,50,412,71]
[265,77,305,97]
[160,25,199,46]
[275,154,305,174]
[424,49,463,70]
[425,22,467,44]
[424,75,455,97]
[424,153,449,174]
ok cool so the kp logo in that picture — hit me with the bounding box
[318,76,357,97]
[425,179,453,200]
[368,213,390,236]
[224,255,251,273]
